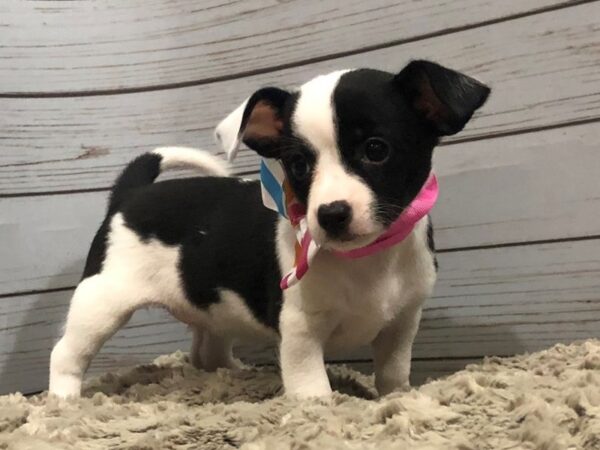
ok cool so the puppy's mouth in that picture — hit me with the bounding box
[308,207,385,252]
[317,230,380,252]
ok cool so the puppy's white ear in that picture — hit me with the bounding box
[395,60,490,136]
[215,98,249,162]
[215,87,291,161]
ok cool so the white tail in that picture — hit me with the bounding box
[152,146,230,177]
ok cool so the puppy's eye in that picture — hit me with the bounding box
[363,138,390,164]
[289,156,310,180]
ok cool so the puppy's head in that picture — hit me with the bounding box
[216,60,490,251]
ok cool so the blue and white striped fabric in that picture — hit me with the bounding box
[260,158,288,219]
[260,158,321,289]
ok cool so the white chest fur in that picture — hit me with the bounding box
[277,217,437,351]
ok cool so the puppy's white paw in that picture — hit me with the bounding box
[376,379,411,397]
[49,341,83,398]
[48,373,82,399]
[191,352,249,372]
[284,383,333,399]
[227,357,250,371]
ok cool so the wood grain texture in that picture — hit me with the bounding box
[2,238,597,394]
[0,0,571,94]
[418,239,600,358]
[2,122,600,295]
[432,122,600,249]
[3,2,600,195]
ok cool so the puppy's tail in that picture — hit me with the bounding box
[108,146,229,213]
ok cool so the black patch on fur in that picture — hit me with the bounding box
[260,91,316,207]
[81,153,282,330]
[81,218,111,280]
[395,60,490,136]
[277,92,318,206]
[332,66,488,229]
[427,216,438,270]
[333,69,437,227]
[279,142,316,206]
[119,177,282,330]
[82,152,163,280]
[109,153,162,214]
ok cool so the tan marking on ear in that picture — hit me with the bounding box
[244,101,284,141]
[413,78,449,124]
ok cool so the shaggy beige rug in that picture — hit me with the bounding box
[0,341,598,450]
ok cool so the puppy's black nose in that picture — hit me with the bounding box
[317,201,352,236]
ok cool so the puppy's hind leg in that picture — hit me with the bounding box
[189,327,245,371]
[49,275,139,398]
[189,327,205,369]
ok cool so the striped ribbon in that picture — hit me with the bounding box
[260,159,319,289]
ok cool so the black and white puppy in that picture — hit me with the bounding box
[49,60,489,399]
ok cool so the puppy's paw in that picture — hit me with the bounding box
[189,351,203,370]
[376,380,411,397]
[284,383,333,400]
[227,357,251,371]
[48,373,82,399]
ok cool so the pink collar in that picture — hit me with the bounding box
[275,173,439,289]
[334,175,439,259]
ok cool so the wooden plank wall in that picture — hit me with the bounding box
[1,0,599,394]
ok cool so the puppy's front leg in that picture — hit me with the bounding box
[279,303,336,398]
[372,305,423,396]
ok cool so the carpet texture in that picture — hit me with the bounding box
[0,340,598,449]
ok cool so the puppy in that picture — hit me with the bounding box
[49,60,489,398]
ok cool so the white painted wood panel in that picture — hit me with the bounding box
[2,238,598,394]
[3,2,600,195]
[432,122,600,248]
[418,239,600,358]
[2,122,599,295]
[0,194,105,295]
[0,0,570,94]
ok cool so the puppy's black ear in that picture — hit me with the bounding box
[215,87,291,161]
[395,60,490,136]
